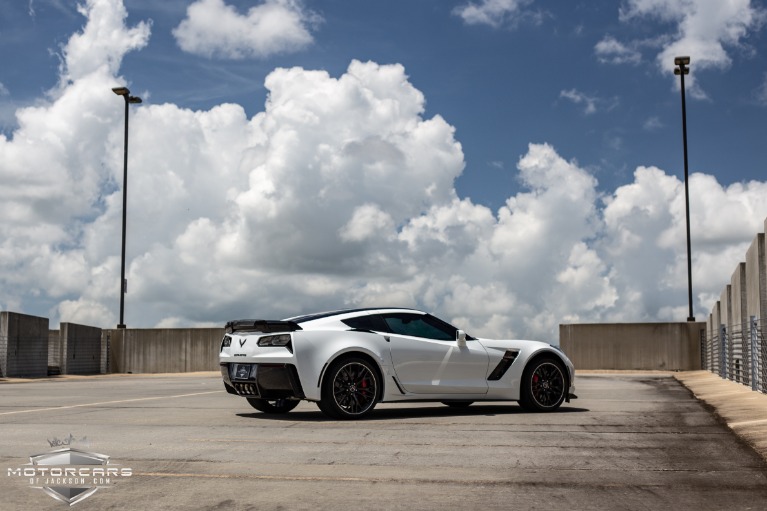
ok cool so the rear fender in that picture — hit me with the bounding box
[292,330,391,401]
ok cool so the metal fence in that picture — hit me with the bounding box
[703,316,765,393]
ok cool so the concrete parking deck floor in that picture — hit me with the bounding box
[674,370,767,463]
[1,372,766,510]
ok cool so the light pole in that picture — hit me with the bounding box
[674,56,695,322]
[112,86,142,329]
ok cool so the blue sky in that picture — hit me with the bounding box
[1,0,767,337]
[4,0,766,209]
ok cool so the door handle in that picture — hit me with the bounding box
[384,336,390,342]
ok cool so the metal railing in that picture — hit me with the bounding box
[703,316,765,394]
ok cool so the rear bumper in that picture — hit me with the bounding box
[221,363,305,400]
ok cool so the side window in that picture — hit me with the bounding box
[381,313,455,341]
[342,315,388,332]
[342,316,372,330]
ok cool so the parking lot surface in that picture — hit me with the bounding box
[1,372,767,510]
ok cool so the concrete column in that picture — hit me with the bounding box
[0,311,49,377]
[60,323,102,375]
[731,263,749,383]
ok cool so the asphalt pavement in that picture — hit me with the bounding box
[674,370,767,463]
[0,371,766,510]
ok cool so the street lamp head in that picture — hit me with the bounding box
[674,56,690,76]
[113,87,142,105]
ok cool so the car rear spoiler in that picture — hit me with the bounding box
[225,319,303,334]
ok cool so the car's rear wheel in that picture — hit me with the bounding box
[441,401,473,408]
[318,357,379,419]
[246,398,299,414]
[519,357,567,412]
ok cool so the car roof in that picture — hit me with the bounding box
[285,307,422,324]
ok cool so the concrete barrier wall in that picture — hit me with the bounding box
[703,218,767,392]
[745,233,766,332]
[61,322,103,375]
[559,322,704,370]
[708,311,716,370]
[105,328,225,373]
[732,263,748,334]
[0,312,49,377]
[713,301,722,374]
[721,285,732,335]
[48,329,60,368]
[0,314,709,375]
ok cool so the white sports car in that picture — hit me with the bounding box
[219,308,576,419]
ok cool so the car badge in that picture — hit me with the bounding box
[239,339,247,347]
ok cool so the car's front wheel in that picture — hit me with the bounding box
[519,357,567,412]
[318,357,379,419]
[246,398,299,414]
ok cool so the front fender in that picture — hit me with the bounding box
[480,339,575,401]
[517,345,576,401]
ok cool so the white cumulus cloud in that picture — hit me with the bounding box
[453,0,536,28]
[559,89,618,115]
[595,35,642,65]
[611,0,766,95]
[60,0,150,84]
[173,0,320,59]
[757,72,767,105]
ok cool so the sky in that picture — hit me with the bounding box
[1,0,767,340]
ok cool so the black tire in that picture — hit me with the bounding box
[441,401,474,408]
[518,357,567,412]
[246,398,300,414]
[317,357,380,419]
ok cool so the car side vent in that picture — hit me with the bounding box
[487,349,520,381]
[391,376,406,394]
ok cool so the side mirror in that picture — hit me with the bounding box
[456,330,467,347]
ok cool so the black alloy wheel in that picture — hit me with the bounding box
[246,397,300,414]
[318,357,379,419]
[519,357,566,412]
